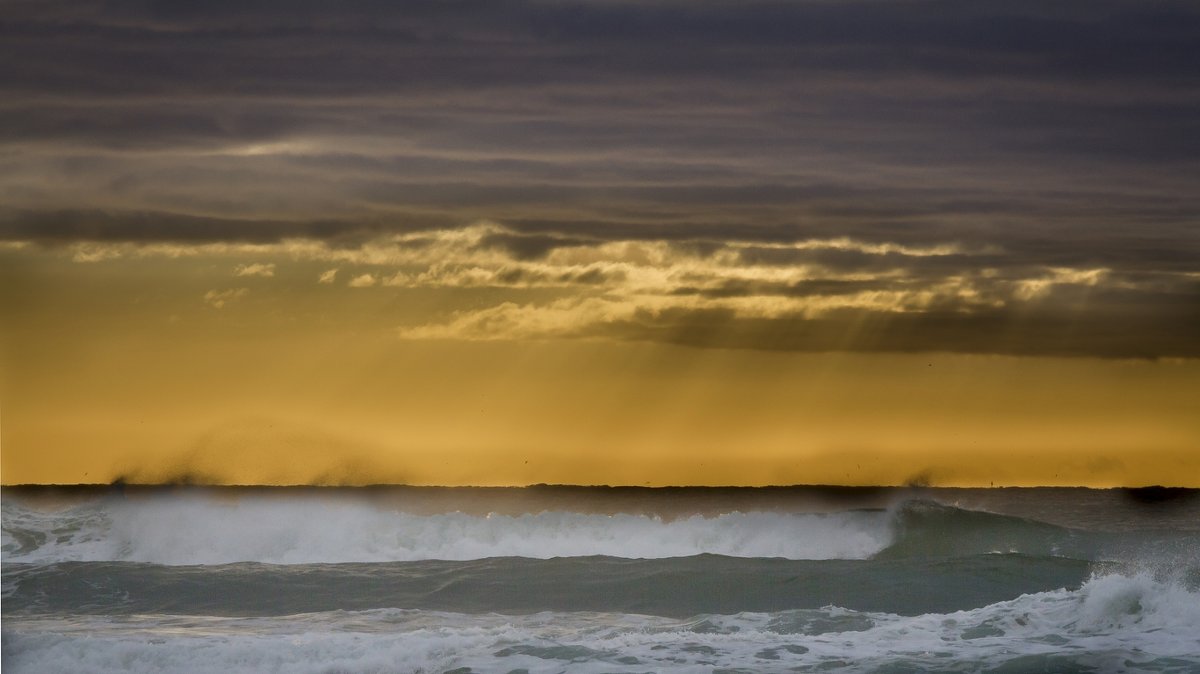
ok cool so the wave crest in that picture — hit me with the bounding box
[4,495,1189,565]
[2,496,891,564]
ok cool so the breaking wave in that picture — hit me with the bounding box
[2,495,1174,565]
[3,496,891,564]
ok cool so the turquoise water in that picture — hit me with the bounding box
[3,486,1199,673]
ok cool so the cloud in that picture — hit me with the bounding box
[0,1,1197,270]
[398,298,622,341]
[369,225,1198,357]
[7,219,1196,357]
[69,243,124,263]
[202,288,249,309]
[1013,267,1108,301]
[5,1,1199,100]
[1,0,1197,358]
[391,287,1200,359]
[234,262,275,277]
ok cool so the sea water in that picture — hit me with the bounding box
[3,486,1198,673]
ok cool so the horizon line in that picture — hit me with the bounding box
[3,482,1196,491]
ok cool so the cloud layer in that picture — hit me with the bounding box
[2,0,1198,358]
[18,223,1193,358]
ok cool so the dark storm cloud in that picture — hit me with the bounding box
[0,209,392,244]
[4,1,1199,93]
[592,293,1200,360]
[2,0,1198,357]
[478,232,596,260]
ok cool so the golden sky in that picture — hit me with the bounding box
[2,241,1196,487]
[1,1,1198,486]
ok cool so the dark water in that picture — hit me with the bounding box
[3,486,1199,673]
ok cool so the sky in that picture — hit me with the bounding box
[1,0,1198,486]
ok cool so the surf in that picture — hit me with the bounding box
[4,570,1198,674]
[3,496,893,564]
[4,493,1186,566]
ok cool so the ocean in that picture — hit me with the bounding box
[2,485,1198,673]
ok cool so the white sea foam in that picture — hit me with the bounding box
[2,496,892,564]
[4,571,1198,674]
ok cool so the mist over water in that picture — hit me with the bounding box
[4,486,1199,673]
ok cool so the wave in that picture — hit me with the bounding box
[881,499,1082,558]
[3,495,891,564]
[4,570,1199,673]
[1,553,1094,617]
[1,495,1189,565]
